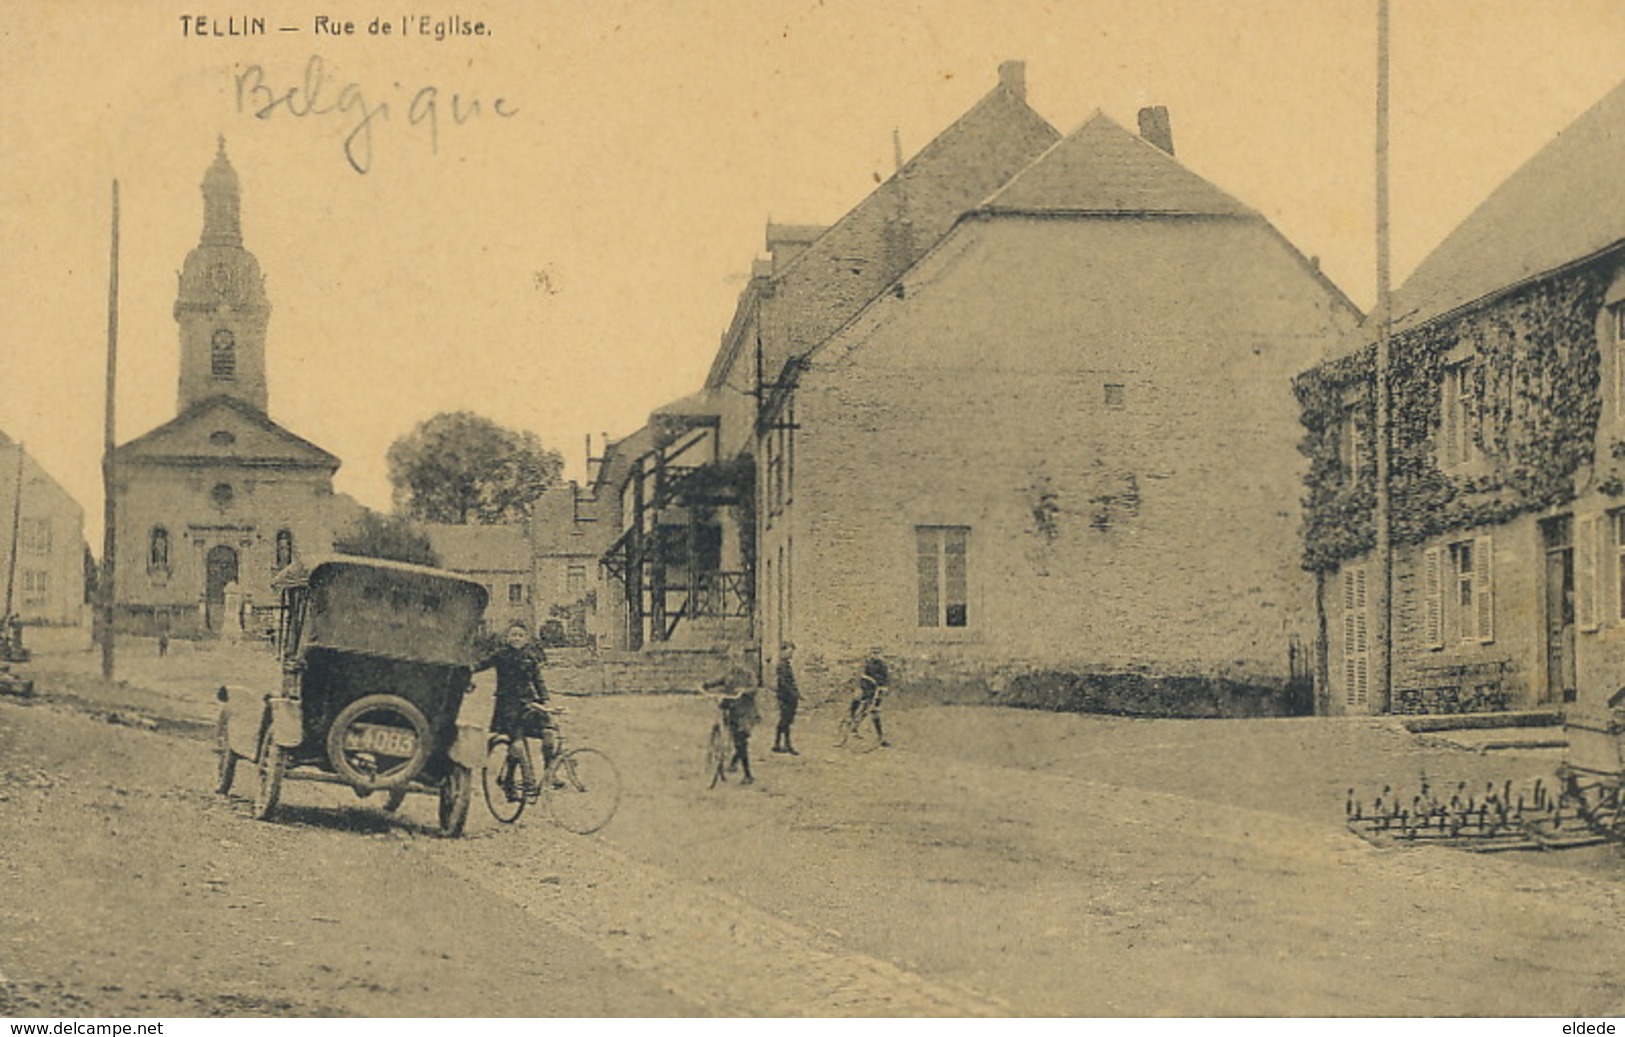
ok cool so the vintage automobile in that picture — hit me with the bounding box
[214,555,490,836]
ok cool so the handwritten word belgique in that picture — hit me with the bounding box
[234,55,518,175]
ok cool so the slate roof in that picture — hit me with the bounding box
[979,111,1253,217]
[1392,78,1625,331]
[113,395,339,469]
[706,70,1061,388]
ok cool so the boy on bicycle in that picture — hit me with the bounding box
[848,649,891,747]
[476,621,556,798]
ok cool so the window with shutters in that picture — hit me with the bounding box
[1342,566,1369,708]
[916,526,969,629]
[1439,361,1479,469]
[1443,537,1495,643]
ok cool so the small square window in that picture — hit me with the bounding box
[1103,384,1126,409]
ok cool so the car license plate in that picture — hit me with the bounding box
[347,723,417,758]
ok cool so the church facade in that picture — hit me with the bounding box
[111,143,344,636]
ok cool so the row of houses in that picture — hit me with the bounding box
[569,62,1625,721]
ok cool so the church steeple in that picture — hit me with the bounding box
[200,136,243,247]
[174,139,270,414]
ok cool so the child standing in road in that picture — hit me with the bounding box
[772,642,799,755]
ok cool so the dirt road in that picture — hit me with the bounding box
[5,637,1625,1016]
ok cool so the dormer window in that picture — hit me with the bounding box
[211,328,236,379]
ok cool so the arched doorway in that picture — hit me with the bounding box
[205,545,239,632]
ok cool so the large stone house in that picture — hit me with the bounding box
[1303,78,1625,718]
[603,64,1360,711]
[110,142,345,636]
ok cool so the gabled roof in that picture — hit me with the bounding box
[706,69,1061,389]
[113,395,339,469]
[979,111,1253,217]
[1393,78,1625,331]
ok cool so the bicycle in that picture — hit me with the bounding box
[834,691,884,751]
[481,703,622,833]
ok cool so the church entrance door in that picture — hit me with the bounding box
[205,545,239,632]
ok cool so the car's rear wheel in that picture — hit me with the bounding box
[325,694,433,792]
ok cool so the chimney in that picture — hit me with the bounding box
[998,60,1026,101]
[1137,106,1175,156]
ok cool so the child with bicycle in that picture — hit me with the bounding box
[704,667,761,785]
[848,649,892,747]
[475,620,557,799]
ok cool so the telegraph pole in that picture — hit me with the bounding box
[100,180,119,680]
[1373,0,1395,713]
[4,441,21,621]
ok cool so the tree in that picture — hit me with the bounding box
[386,411,564,524]
[333,511,440,567]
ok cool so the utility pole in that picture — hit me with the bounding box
[4,440,22,621]
[101,180,119,681]
[1373,0,1395,714]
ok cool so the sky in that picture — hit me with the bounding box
[3,1,1624,545]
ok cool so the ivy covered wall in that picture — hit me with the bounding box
[1295,267,1609,572]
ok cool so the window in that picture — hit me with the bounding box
[211,483,234,507]
[210,430,236,448]
[1614,511,1625,623]
[1103,384,1126,409]
[1440,361,1479,467]
[508,582,527,605]
[1339,408,1363,483]
[765,398,795,518]
[211,328,236,378]
[1614,305,1625,418]
[567,565,587,597]
[275,529,294,568]
[20,570,47,606]
[148,527,170,572]
[916,525,969,628]
[1424,537,1494,644]
[19,517,51,556]
[1451,540,1476,627]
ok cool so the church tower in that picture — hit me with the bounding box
[173,138,270,413]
